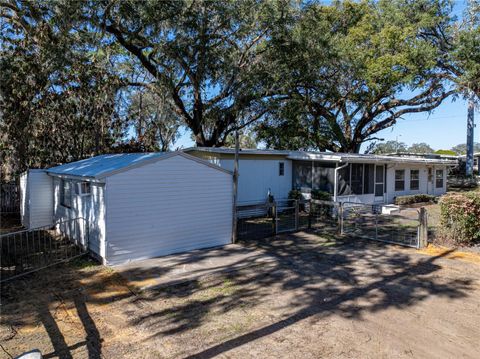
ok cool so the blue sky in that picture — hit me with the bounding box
[174,97,478,151]
[174,0,477,152]
[373,97,476,151]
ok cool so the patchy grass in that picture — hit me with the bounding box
[418,244,480,265]
[1,234,480,358]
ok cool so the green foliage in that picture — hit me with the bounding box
[98,0,292,147]
[394,194,436,205]
[1,0,479,180]
[311,190,332,201]
[288,189,303,200]
[126,90,181,152]
[450,143,480,155]
[223,131,258,149]
[371,141,407,154]
[0,13,125,179]
[439,192,480,244]
[408,143,434,154]
[435,149,457,156]
[259,0,454,153]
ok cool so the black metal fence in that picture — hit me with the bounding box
[236,199,427,249]
[0,218,89,282]
[236,202,275,241]
[1,182,20,214]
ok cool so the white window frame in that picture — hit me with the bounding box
[60,179,72,208]
[395,169,405,191]
[76,181,92,196]
[435,169,444,189]
[279,162,285,176]
[410,169,419,191]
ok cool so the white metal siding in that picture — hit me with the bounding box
[52,177,106,258]
[218,158,292,203]
[19,170,53,228]
[28,171,53,228]
[19,172,29,227]
[386,164,447,203]
[105,155,233,265]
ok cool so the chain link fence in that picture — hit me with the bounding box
[236,199,427,248]
[0,217,89,282]
[341,202,423,248]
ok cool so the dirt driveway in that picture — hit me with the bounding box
[1,232,479,358]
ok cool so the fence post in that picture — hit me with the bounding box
[338,202,344,235]
[272,202,277,236]
[308,199,312,229]
[295,200,299,230]
[418,207,428,248]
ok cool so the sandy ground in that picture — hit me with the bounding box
[1,232,480,359]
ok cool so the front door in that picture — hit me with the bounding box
[374,165,385,203]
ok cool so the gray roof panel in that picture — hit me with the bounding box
[46,153,167,178]
[185,147,457,165]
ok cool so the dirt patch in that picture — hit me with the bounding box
[1,234,480,358]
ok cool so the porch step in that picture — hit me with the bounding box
[381,204,400,215]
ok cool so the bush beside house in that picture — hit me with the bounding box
[394,194,436,205]
[438,192,480,244]
[288,189,332,201]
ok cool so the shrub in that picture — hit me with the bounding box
[394,194,436,205]
[311,190,332,201]
[288,189,303,200]
[439,192,480,244]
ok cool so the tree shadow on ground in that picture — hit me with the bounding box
[126,234,472,358]
[0,232,475,359]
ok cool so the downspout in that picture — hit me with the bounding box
[334,162,349,202]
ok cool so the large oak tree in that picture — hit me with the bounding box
[258,0,456,153]
[95,0,292,147]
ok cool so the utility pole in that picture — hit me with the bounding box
[465,0,477,177]
[232,129,239,243]
[466,94,475,177]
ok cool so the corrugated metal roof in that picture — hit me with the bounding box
[46,153,167,178]
[185,147,458,165]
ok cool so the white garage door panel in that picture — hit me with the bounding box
[105,155,233,265]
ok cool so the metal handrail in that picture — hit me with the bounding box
[0,217,87,238]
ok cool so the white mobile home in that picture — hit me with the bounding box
[22,152,233,265]
[186,148,456,204]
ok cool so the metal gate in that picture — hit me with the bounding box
[235,199,427,249]
[275,199,298,233]
[0,217,89,282]
[341,202,424,248]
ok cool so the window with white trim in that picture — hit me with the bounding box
[76,181,91,196]
[395,170,405,191]
[60,179,72,208]
[436,169,444,188]
[410,170,419,190]
[279,162,285,176]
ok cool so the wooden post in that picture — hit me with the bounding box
[308,199,312,229]
[418,207,428,248]
[232,130,239,243]
[295,200,299,230]
[338,202,344,235]
[272,202,277,235]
